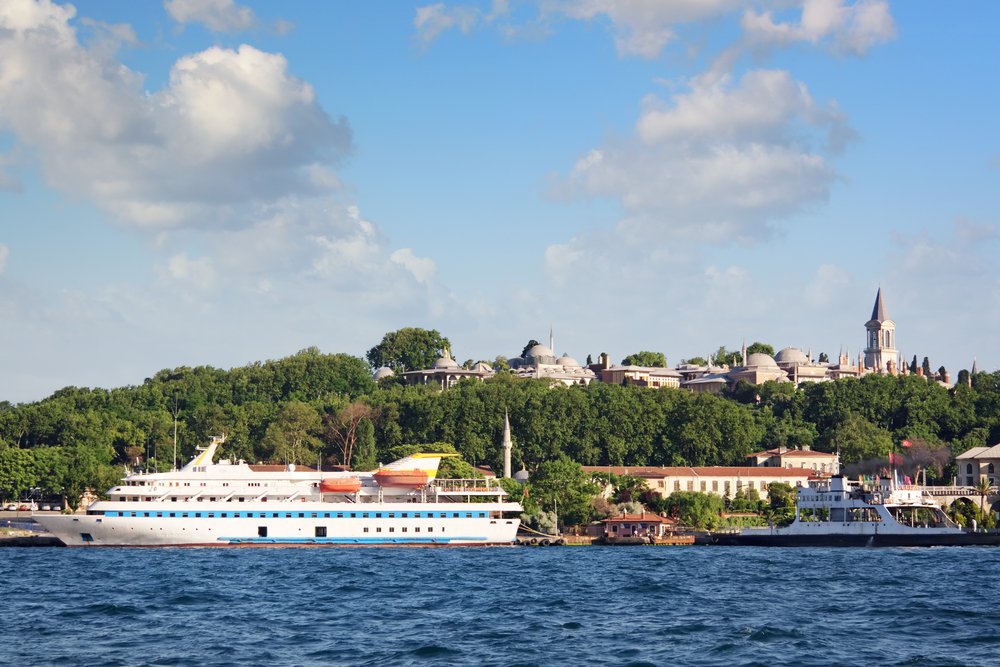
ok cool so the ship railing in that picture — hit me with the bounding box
[431,478,501,493]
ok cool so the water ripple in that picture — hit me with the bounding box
[2,545,1000,666]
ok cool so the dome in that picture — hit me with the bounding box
[774,347,809,364]
[373,366,395,380]
[745,352,779,369]
[557,353,581,367]
[472,361,493,373]
[526,343,555,358]
[432,356,460,369]
[513,468,530,483]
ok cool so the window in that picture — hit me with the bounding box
[700,481,706,492]
[673,481,680,491]
[364,527,369,533]
[686,481,694,491]
[315,526,327,537]
[968,464,973,474]
[712,481,718,492]
[990,463,996,474]
[258,526,267,537]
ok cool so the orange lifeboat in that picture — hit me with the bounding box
[373,469,429,488]
[319,477,362,493]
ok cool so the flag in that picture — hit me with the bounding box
[888,452,894,464]
[901,439,912,448]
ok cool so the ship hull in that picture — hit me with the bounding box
[705,532,1000,547]
[34,503,520,547]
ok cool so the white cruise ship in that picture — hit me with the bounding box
[34,437,522,547]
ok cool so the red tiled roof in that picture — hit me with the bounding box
[583,465,817,478]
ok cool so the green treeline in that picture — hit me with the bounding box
[2,346,999,505]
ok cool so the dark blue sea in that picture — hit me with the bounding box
[1,545,998,666]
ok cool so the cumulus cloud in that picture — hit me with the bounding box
[414,2,481,45]
[164,0,256,33]
[0,1,350,229]
[742,0,895,56]
[561,69,847,246]
[549,0,743,59]
[390,248,438,285]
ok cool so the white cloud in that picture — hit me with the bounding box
[743,0,895,56]
[414,3,481,45]
[562,69,846,246]
[805,264,852,307]
[164,0,256,33]
[390,248,438,285]
[549,0,742,59]
[164,252,217,288]
[0,2,350,230]
[0,244,9,273]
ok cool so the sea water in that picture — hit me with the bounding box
[1,545,998,666]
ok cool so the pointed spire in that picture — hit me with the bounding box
[871,287,888,322]
[741,339,747,366]
[972,357,978,375]
[502,410,512,479]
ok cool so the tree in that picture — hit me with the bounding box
[262,402,322,466]
[0,447,37,501]
[528,456,600,528]
[492,355,510,372]
[324,402,373,469]
[352,418,377,471]
[767,482,797,525]
[366,328,451,372]
[937,366,948,382]
[683,357,708,366]
[909,355,918,374]
[974,477,993,526]
[826,413,894,464]
[922,356,932,377]
[621,351,667,367]
[663,491,725,529]
[746,342,775,357]
[711,346,741,366]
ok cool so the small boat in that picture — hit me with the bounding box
[707,475,1000,547]
[318,477,361,494]
[373,469,429,488]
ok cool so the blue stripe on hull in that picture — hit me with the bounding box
[218,536,492,545]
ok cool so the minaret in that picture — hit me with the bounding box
[864,287,898,374]
[502,411,512,479]
[970,357,978,387]
[741,339,747,366]
[549,326,554,355]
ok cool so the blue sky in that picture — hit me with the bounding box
[1,0,997,402]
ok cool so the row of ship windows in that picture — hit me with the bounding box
[96,510,489,519]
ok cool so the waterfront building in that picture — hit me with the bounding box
[955,444,1000,487]
[582,466,818,502]
[747,447,840,474]
[598,512,676,541]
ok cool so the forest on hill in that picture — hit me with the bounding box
[1,344,999,507]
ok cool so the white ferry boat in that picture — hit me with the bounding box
[34,437,522,547]
[709,475,1000,547]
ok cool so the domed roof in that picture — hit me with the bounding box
[557,353,581,367]
[526,343,555,359]
[432,355,460,369]
[373,366,395,380]
[472,361,493,372]
[745,352,779,369]
[513,468,530,483]
[774,347,809,364]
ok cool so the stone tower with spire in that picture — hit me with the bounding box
[864,287,898,374]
